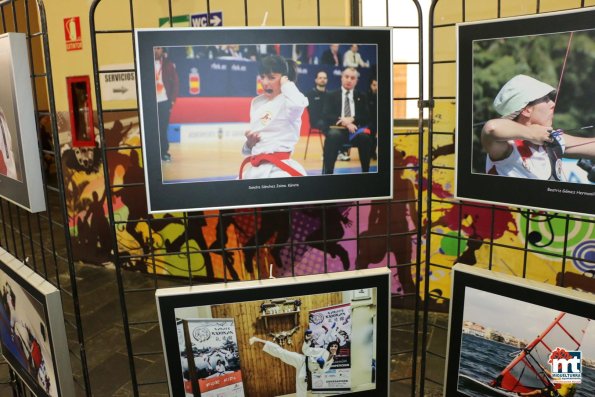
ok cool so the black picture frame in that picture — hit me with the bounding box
[456,9,595,216]
[444,264,595,397]
[0,33,45,213]
[135,27,392,212]
[0,248,74,396]
[156,267,391,396]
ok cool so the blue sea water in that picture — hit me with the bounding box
[457,333,595,397]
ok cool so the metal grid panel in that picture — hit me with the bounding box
[0,0,92,395]
[422,1,595,395]
[90,0,424,395]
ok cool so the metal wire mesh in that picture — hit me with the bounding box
[0,0,92,395]
[421,1,595,395]
[89,0,424,396]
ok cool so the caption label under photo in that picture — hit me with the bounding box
[547,187,595,196]
[248,183,300,190]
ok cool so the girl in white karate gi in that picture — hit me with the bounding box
[249,331,339,396]
[239,55,309,179]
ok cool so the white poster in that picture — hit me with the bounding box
[308,303,352,392]
[98,64,137,101]
[177,318,244,397]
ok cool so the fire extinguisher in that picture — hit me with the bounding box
[189,67,200,95]
[67,18,77,42]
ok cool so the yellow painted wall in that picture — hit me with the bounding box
[36,0,595,280]
[37,0,595,128]
[43,0,353,116]
[44,0,97,118]
[2,1,48,111]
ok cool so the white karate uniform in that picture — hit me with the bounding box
[241,82,308,179]
[262,341,334,397]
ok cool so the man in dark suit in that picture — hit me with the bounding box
[321,67,372,174]
[320,44,342,67]
[305,70,328,130]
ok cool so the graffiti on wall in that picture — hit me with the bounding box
[423,100,595,311]
[60,112,419,292]
[57,103,594,306]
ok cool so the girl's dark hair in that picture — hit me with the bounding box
[327,341,340,351]
[259,55,297,82]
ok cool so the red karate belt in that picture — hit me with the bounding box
[239,152,302,179]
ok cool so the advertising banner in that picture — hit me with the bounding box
[177,318,244,397]
[308,303,352,392]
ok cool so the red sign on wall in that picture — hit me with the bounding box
[64,17,82,51]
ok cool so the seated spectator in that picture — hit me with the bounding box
[343,44,369,68]
[305,70,329,130]
[367,76,378,160]
[321,67,372,174]
[321,44,342,67]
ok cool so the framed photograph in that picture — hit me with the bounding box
[156,267,390,396]
[0,33,45,213]
[0,248,74,397]
[135,27,393,212]
[456,9,595,216]
[66,76,95,147]
[444,264,595,397]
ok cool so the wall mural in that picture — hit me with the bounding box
[60,112,419,295]
[57,100,593,307]
[424,100,595,312]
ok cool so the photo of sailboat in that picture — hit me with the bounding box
[456,287,595,397]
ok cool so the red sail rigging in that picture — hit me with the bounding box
[490,313,589,393]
